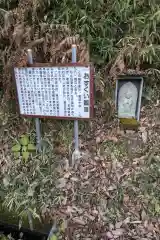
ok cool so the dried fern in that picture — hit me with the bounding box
[0,0,159,100]
[0,0,89,99]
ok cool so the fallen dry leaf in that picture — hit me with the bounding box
[115,221,123,229]
[141,210,148,221]
[64,171,71,179]
[55,178,66,188]
[123,217,130,225]
[72,217,86,225]
[70,177,79,182]
[104,135,118,143]
[139,127,146,132]
[112,228,125,238]
[155,100,159,106]
[84,213,95,221]
[142,131,148,143]
[1,95,160,240]
[106,231,114,239]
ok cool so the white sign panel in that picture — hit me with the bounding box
[14,66,92,119]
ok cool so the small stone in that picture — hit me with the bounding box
[96,136,101,144]
[94,156,99,161]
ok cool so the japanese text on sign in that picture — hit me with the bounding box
[14,65,92,119]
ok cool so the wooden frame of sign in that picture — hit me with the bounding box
[13,63,94,120]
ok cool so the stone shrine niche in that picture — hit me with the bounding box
[118,81,138,118]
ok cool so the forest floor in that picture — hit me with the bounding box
[0,98,160,239]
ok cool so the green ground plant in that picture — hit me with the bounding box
[11,134,36,161]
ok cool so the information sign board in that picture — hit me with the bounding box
[14,64,94,119]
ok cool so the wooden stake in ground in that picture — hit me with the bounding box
[27,49,42,151]
[71,45,81,166]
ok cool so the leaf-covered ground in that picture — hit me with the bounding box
[0,100,160,239]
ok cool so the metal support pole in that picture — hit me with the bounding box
[72,45,79,152]
[27,49,41,150]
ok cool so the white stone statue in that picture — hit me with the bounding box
[118,82,138,118]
